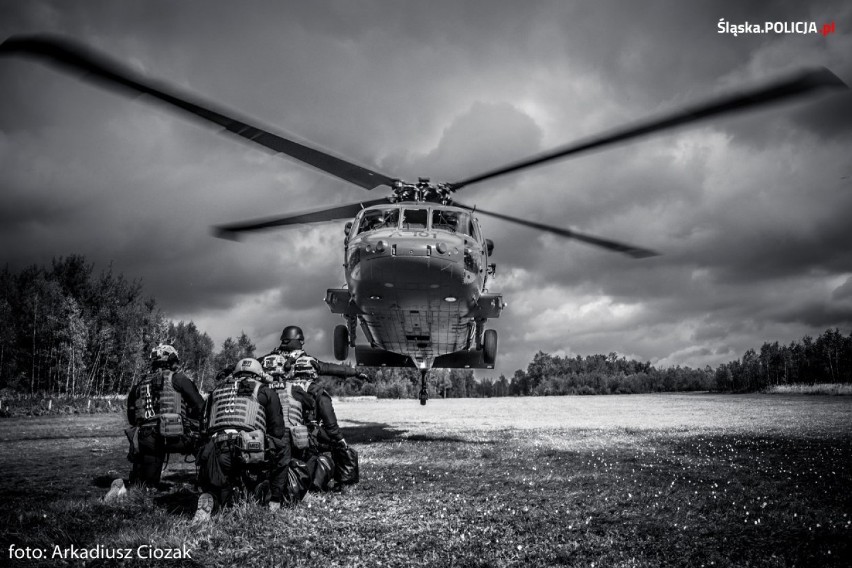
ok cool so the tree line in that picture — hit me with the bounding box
[1,256,848,399]
[312,329,852,399]
[349,330,851,398]
[711,328,852,392]
[447,329,851,398]
[0,256,253,397]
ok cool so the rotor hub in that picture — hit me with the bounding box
[390,178,454,204]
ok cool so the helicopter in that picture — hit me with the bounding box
[1,35,846,404]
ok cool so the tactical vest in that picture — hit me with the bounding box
[207,378,267,434]
[289,351,319,380]
[272,378,314,450]
[133,370,186,426]
[278,378,315,428]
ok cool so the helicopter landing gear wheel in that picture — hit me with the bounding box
[483,329,498,366]
[333,324,349,360]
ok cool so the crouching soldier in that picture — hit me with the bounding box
[262,353,334,492]
[106,344,205,502]
[263,328,362,492]
[193,358,307,521]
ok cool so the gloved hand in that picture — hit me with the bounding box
[335,438,348,449]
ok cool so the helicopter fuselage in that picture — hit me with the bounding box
[325,202,503,370]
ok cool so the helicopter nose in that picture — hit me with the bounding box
[355,234,465,261]
[350,236,464,282]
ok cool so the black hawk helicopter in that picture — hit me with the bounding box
[1,36,846,404]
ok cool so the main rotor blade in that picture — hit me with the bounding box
[453,201,658,259]
[449,67,847,191]
[0,35,396,191]
[214,198,388,240]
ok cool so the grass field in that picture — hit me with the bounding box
[1,393,850,567]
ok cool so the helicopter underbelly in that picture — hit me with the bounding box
[349,253,481,365]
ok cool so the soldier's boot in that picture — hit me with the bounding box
[104,479,127,503]
[193,493,214,523]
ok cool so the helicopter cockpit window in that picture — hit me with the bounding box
[432,210,472,235]
[357,208,399,234]
[401,208,429,230]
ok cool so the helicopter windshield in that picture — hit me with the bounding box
[431,209,472,235]
[357,208,399,234]
[401,208,428,230]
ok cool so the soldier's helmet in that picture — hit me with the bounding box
[150,344,179,367]
[279,326,305,349]
[233,358,264,378]
[280,326,305,342]
[262,354,288,377]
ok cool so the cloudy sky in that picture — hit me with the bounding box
[1,0,851,377]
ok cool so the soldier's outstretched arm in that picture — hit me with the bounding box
[316,360,361,379]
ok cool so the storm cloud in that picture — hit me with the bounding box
[1,0,850,375]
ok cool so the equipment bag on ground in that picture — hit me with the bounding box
[332,446,359,485]
[306,453,334,491]
[286,459,310,503]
